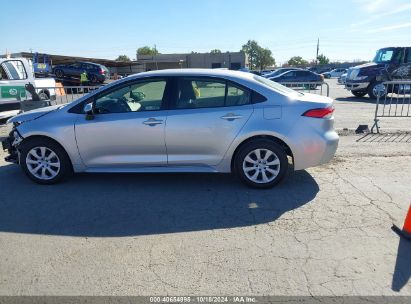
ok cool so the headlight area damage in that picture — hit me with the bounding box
[2,126,23,164]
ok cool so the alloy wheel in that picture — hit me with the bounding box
[25,146,61,180]
[242,148,280,184]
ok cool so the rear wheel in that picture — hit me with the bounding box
[20,138,72,184]
[235,140,288,188]
[352,90,367,98]
[38,90,50,100]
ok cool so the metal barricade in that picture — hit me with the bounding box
[371,81,411,133]
[277,81,330,97]
[19,85,101,112]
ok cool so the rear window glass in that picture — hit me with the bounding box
[253,75,303,96]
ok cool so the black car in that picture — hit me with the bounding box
[269,70,323,89]
[263,68,301,78]
[345,47,411,98]
[53,62,109,84]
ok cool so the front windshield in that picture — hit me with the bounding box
[373,48,396,63]
[253,75,303,96]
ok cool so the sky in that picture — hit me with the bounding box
[1,0,411,65]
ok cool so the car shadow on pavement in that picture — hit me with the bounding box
[392,237,411,292]
[0,164,319,237]
[356,132,411,143]
[335,97,376,104]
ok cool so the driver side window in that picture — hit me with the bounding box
[94,80,167,113]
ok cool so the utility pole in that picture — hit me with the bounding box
[316,38,319,65]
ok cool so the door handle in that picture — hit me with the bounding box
[143,118,163,126]
[221,113,243,121]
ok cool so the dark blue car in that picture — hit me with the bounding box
[53,61,109,84]
[269,70,323,89]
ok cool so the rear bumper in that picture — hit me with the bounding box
[293,131,339,170]
[288,119,339,170]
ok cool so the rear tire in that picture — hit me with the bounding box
[20,138,72,185]
[352,90,367,97]
[234,140,288,189]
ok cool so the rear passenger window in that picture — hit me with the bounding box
[176,78,225,109]
[226,84,250,106]
[176,78,251,109]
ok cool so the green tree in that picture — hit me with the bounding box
[210,49,222,54]
[115,55,131,62]
[137,46,159,56]
[256,48,275,70]
[241,40,275,70]
[317,54,330,65]
[288,56,309,66]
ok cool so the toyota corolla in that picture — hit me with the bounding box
[2,69,338,188]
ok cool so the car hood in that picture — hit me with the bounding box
[7,105,61,124]
[353,62,386,71]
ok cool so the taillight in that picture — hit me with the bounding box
[100,69,105,75]
[302,107,334,118]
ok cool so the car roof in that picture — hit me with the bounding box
[127,68,256,81]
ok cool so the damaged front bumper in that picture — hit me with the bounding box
[2,128,23,164]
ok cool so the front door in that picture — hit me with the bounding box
[0,59,29,104]
[165,77,253,166]
[75,78,169,169]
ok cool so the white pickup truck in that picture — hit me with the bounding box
[0,57,56,119]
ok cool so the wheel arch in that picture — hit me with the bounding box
[230,134,293,172]
[20,135,73,170]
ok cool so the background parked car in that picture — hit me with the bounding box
[53,62,109,84]
[338,72,347,85]
[269,70,323,89]
[263,68,301,78]
[322,68,347,79]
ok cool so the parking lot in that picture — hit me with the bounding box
[0,78,410,296]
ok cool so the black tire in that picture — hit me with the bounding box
[55,69,64,78]
[234,139,288,189]
[38,90,50,100]
[20,138,72,185]
[368,81,386,99]
[352,90,367,98]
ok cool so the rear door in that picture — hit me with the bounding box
[165,77,253,166]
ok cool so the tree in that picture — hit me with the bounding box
[115,55,131,62]
[137,46,159,56]
[241,40,275,70]
[317,54,330,65]
[288,56,309,66]
[256,48,275,70]
[210,49,222,54]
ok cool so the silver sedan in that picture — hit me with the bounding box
[2,69,339,188]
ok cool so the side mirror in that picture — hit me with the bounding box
[83,103,94,120]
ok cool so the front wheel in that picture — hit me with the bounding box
[55,69,64,78]
[20,138,72,184]
[235,140,288,188]
[352,90,367,98]
[368,81,387,99]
